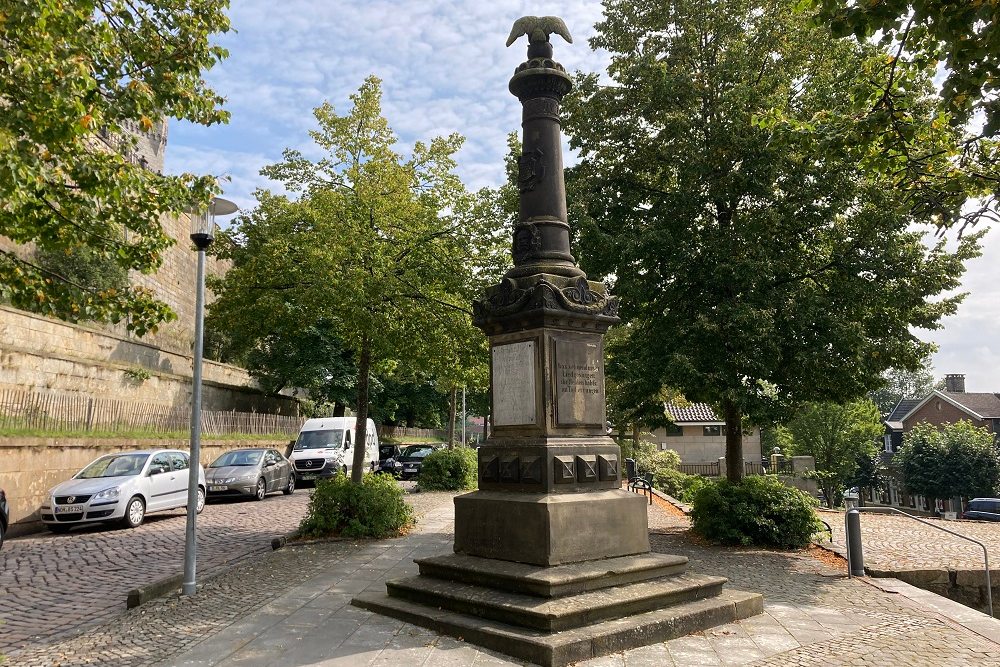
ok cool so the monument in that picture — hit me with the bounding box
[352,16,762,666]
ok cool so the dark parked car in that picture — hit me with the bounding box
[378,445,403,477]
[1,488,8,549]
[962,498,1000,521]
[398,445,437,480]
[206,448,295,500]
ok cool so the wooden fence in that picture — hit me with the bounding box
[0,388,303,437]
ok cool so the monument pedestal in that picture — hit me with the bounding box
[454,489,650,565]
[351,18,761,665]
[354,549,763,667]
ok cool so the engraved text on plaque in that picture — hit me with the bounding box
[554,339,604,426]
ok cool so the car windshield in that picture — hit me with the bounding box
[77,453,149,479]
[401,446,434,459]
[210,450,263,467]
[294,429,345,450]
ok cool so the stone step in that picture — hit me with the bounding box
[385,571,727,631]
[352,587,763,667]
[416,552,689,597]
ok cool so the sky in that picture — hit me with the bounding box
[164,0,999,392]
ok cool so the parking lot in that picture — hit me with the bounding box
[0,490,312,655]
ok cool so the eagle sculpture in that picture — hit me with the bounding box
[505,16,573,47]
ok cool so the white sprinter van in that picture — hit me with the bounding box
[290,417,379,483]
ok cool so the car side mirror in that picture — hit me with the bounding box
[148,465,165,476]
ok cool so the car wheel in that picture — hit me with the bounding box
[196,487,206,514]
[283,474,295,495]
[122,496,145,528]
[254,478,266,501]
[48,523,72,534]
[341,464,348,476]
[0,522,4,549]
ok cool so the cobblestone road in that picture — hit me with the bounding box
[0,489,312,655]
[822,509,1000,570]
[6,489,1000,667]
[2,488,456,666]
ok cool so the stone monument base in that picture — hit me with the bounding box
[352,551,763,667]
[453,489,650,566]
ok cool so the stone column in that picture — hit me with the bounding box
[456,23,648,567]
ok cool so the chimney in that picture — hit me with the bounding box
[945,374,966,393]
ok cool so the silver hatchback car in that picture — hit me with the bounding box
[205,448,294,500]
[41,449,206,532]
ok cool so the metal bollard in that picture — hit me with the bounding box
[846,509,865,577]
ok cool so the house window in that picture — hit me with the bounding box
[664,424,682,437]
[703,426,722,437]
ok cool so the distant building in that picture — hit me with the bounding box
[872,373,1000,515]
[647,402,762,465]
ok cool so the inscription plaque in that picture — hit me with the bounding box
[554,338,604,426]
[492,341,537,426]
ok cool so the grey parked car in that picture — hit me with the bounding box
[206,448,294,501]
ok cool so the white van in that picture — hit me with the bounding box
[290,417,379,483]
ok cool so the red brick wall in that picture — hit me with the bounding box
[902,397,987,431]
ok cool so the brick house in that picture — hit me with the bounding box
[869,374,1000,515]
[900,375,1000,438]
[647,402,762,465]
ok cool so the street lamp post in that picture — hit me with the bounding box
[182,196,237,596]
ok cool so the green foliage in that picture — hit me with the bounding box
[868,360,937,415]
[809,1,1000,229]
[781,400,882,507]
[417,447,477,491]
[563,0,981,482]
[690,475,823,549]
[122,366,151,383]
[32,244,129,320]
[897,421,1000,502]
[635,444,681,482]
[210,77,506,482]
[0,0,230,334]
[299,472,414,538]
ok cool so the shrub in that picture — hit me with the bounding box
[690,475,822,549]
[679,475,714,504]
[418,447,477,491]
[653,467,693,498]
[299,472,414,539]
[634,444,681,482]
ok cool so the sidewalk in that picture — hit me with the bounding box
[8,491,1000,666]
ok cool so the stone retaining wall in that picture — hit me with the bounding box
[1,436,291,536]
[0,305,294,414]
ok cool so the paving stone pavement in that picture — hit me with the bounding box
[822,508,1000,571]
[6,490,1000,667]
[0,487,313,655]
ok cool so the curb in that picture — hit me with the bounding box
[649,487,692,514]
[126,573,185,609]
[126,527,301,610]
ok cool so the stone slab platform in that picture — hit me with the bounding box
[386,571,727,631]
[415,552,688,597]
[352,587,763,667]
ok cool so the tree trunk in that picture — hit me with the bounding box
[350,338,372,484]
[447,385,457,449]
[333,402,345,418]
[723,399,744,482]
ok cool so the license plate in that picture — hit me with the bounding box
[209,485,227,492]
[55,504,84,513]
[300,473,317,480]
[404,465,417,470]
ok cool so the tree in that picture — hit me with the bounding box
[780,400,882,507]
[0,0,230,334]
[897,421,1000,504]
[562,0,982,482]
[211,77,503,482]
[809,1,999,231]
[869,359,936,414]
